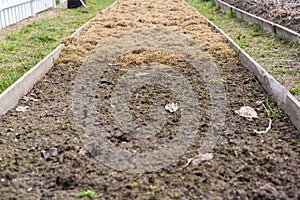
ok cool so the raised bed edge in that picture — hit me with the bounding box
[0,0,119,116]
[213,0,300,44]
[205,16,300,132]
[183,0,299,131]
[0,44,64,115]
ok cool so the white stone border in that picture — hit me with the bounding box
[0,0,119,116]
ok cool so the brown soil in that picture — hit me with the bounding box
[223,0,300,33]
[0,0,299,199]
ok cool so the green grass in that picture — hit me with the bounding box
[271,65,298,75]
[265,97,279,118]
[0,0,115,93]
[289,87,300,95]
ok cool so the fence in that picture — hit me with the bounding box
[0,0,63,29]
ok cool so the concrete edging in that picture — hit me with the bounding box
[0,1,119,116]
[213,0,300,44]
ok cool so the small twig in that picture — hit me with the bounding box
[262,103,270,116]
[254,118,272,134]
[182,158,194,169]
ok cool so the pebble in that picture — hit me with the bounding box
[1,178,10,186]
[266,165,273,172]
[101,78,109,84]
[66,145,75,151]
[166,166,174,173]
[234,168,241,174]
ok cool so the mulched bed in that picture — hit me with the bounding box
[0,0,299,199]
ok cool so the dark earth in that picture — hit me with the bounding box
[222,0,300,33]
[0,0,299,199]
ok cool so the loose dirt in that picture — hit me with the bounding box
[223,0,300,33]
[0,0,299,199]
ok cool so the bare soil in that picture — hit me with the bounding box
[223,0,300,33]
[0,0,299,199]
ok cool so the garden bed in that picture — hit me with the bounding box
[0,0,299,199]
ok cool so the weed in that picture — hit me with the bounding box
[289,87,299,95]
[75,189,97,198]
[265,97,278,118]
[228,9,235,18]
[236,32,243,40]
[150,185,157,190]
[132,182,139,187]
[277,104,281,114]
[209,79,226,84]
[234,150,238,158]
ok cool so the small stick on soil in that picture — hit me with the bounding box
[182,158,194,170]
[254,118,272,134]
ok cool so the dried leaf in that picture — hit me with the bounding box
[183,153,214,169]
[41,148,58,160]
[16,106,29,112]
[165,103,178,113]
[192,153,214,165]
[79,142,95,157]
[235,106,258,120]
